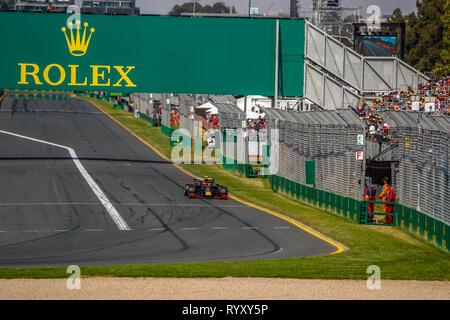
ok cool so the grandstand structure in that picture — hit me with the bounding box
[302,20,429,110]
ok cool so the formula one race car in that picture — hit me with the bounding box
[184,176,228,199]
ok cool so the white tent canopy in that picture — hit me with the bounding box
[196,102,218,115]
[247,111,265,119]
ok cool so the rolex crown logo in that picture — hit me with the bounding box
[61,20,95,57]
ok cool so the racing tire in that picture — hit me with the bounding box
[219,186,228,198]
[184,184,191,197]
[187,185,196,198]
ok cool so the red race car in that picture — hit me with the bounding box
[184,176,228,199]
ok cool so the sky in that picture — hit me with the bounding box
[136,0,417,16]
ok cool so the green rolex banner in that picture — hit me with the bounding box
[0,12,305,96]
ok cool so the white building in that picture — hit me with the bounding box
[236,95,302,118]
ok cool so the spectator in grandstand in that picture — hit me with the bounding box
[211,115,218,126]
[247,116,266,130]
[352,103,392,143]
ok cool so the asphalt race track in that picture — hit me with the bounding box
[362,40,395,57]
[0,94,338,267]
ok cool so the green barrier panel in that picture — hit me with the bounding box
[318,189,323,209]
[324,191,330,210]
[404,206,411,231]
[287,178,291,195]
[348,198,355,221]
[286,179,291,197]
[355,200,362,222]
[312,188,318,207]
[336,195,342,215]
[426,215,434,242]
[272,176,278,192]
[284,177,289,194]
[418,212,426,237]
[342,197,348,218]
[309,186,314,205]
[396,205,403,228]
[446,224,450,251]
[435,220,443,247]
[290,180,295,198]
[329,193,336,213]
[411,209,418,233]
[295,182,300,200]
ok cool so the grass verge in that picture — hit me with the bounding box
[1,96,448,280]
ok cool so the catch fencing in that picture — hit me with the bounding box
[379,111,450,226]
[263,107,365,200]
[262,107,449,251]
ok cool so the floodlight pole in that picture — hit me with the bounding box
[248,0,252,16]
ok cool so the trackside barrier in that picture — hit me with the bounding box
[269,174,449,251]
[360,200,396,226]
[161,123,175,137]
[139,112,160,127]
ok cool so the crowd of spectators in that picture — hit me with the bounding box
[351,103,392,143]
[247,117,266,130]
[203,112,219,126]
[349,76,450,144]
[369,77,450,115]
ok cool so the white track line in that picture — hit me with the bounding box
[0,130,130,231]
[0,203,101,206]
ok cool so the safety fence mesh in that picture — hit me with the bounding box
[263,107,365,200]
[380,111,450,225]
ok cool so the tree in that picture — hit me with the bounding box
[169,2,200,16]
[388,0,446,72]
[0,0,15,10]
[433,0,450,76]
[169,1,234,16]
